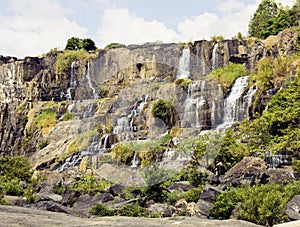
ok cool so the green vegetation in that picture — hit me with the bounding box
[0,156,39,203]
[65,37,97,52]
[104,42,123,49]
[90,203,115,216]
[34,111,57,130]
[175,78,192,89]
[208,64,248,91]
[38,139,48,149]
[211,181,300,226]
[21,115,28,128]
[70,174,111,191]
[55,49,95,75]
[62,112,74,121]
[152,99,175,126]
[248,0,300,39]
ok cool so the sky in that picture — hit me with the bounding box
[0,0,296,58]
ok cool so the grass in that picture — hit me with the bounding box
[34,111,57,136]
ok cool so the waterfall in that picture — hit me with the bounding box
[223,76,249,123]
[57,134,110,172]
[182,81,208,128]
[211,43,218,70]
[113,94,148,140]
[86,62,99,99]
[242,85,257,119]
[130,152,140,168]
[158,148,191,169]
[67,61,77,100]
[82,102,97,119]
[176,48,190,80]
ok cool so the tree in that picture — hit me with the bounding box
[65,37,97,52]
[248,0,279,39]
[82,38,97,52]
[65,37,81,51]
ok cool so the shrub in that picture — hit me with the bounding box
[38,139,48,149]
[211,35,225,42]
[175,78,192,88]
[90,203,115,216]
[152,99,175,126]
[110,143,135,164]
[63,112,74,121]
[118,202,147,217]
[34,111,57,136]
[104,43,123,49]
[208,64,248,91]
[71,174,111,191]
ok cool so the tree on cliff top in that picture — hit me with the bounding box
[248,0,300,39]
[65,37,97,52]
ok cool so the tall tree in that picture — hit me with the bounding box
[248,0,279,39]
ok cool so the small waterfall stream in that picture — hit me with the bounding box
[176,48,190,80]
[86,62,99,99]
[57,134,110,172]
[113,94,149,140]
[130,152,140,168]
[211,43,219,70]
[67,61,77,100]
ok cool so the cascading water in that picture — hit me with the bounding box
[176,48,190,80]
[57,134,110,172]
[67,61,77,100]
[223,76,249,123]
[211,43,218,70]
[86,62,99,99]
[158,148,191,169]
[217,76,256,130]
[130,152,140,168]
[113,94,149,140]
[182,81,207,128]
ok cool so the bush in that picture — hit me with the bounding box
[211,35,225,42]
[65,37,97,52]
[208,64,248,91]
[118,202,147,217]
[71,174,111,191]
[175,78,192,88]
[152,99,175,126]
[90,203,115,216]
[34,111,57,135]
[63,112,74,121]
[104,43,123,49]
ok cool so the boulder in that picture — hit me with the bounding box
[222,157,295,187]
[109,184,125,196]
[167,181,194,193]
[29,201,73,215]
[147,203,175,217]
[199,185,221,203]
[287,195,300,220]
[197,199,213,218]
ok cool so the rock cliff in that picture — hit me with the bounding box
[0,29,297,169]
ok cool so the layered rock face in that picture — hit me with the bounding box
[0,30,296,167]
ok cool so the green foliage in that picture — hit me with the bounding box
[34,111,57,130]
[62,112,74,121]
[248,0,300,39]
[292,159,300,174]
[38,139,48,149]
[236,74,300,155]
[55,49,94,75]
[118,202,147,217]
[21,115,28,128]
[65,37,97,52]
[0,156,33,197]
[175,78,192,88]
[208,64,248,91]
[214,129,249,169]
[152,99,175,126]
[104,42,123,49]
[71,174,111,191]
[110,143,135,164]
[210,182,300,226]
[90,203,115,216]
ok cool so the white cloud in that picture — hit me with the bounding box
[0,0,87,58]
[178,1,257,40]
[96,8,179,47]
